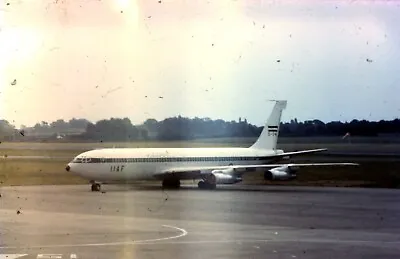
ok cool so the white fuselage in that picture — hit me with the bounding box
[67,147,284,183]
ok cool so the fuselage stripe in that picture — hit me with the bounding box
[71,156,272,164]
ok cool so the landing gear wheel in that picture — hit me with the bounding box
[162,178,181,189]
[91,183,101,192]
[198,181,205,189]
[208,183,217,190]
[198,181,216,190]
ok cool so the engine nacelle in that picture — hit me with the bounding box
[264,166,297,181]
[207,168,242,184]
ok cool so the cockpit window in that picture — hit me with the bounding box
[72,157,92,163]
[72,157,83,163]
[84,157,91,163]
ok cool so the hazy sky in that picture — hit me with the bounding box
[1,0,400,127]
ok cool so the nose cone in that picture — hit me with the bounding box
[65,164,71,172]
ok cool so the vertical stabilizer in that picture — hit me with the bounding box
[250,100,287,150]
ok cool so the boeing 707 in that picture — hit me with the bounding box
[65,100,358,191]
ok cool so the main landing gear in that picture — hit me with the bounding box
[162,178,181,189]
[91,182,101,192]
[198,174,217,190]
[197,181,216,190]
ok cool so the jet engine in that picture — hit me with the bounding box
[264,166,297,181]
[207,168,242,184]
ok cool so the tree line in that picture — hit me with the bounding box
[1,117,399,142]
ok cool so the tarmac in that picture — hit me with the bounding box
[0,184,400,258]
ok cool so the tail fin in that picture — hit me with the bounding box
[250,100,287,150]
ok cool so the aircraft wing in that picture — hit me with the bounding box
[156,162,359,179]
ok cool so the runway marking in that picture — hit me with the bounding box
[0,254,78,259]
[0,255,28,259]
[37,255,62,259]
[1,229,399,250]
[135,238,400,246]
[113,238,400,246]
[0,225,188,249]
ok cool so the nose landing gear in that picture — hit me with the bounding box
[91,183,101,192]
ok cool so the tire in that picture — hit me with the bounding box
[91,183,101,192]
[162,178,180,189]
[198,181,205,189]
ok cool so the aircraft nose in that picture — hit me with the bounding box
[65,164,71,172]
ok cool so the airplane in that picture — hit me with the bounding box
[65,100,358,191]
